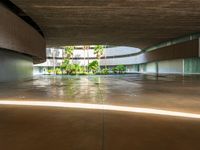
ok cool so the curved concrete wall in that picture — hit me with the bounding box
[0,49,33,82]
[101,39,199,65]
[0,3,46,64]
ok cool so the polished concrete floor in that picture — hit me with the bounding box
[0,74,200,150]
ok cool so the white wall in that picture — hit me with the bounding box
[100,56,142,66]
[104,46,140,57]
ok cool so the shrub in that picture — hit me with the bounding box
[88,60,99,73]
[55,68,62,75]
[101,68,109,75]
[47,69,52,74]
[112,65,126,74]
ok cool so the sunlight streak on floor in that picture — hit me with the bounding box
[0,100,199,119]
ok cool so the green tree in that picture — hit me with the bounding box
[94,45,104,71]
[83,45,90,72]
[61,46,75,74]
[74,64,81,75]
[60,59,70,74]
[64,46,74,59]
[60,59,83,75]
[88,60,99,73]
[65,64,73,75]
[55,67,62,75]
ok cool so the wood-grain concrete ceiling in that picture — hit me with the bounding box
[10,0,200,49]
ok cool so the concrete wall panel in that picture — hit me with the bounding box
[100,39,199,66]
[184,58,200,74]
[158,59,183,74]
[0,49,33,82]
[146,62,157,73]
[0,4,46,64]
[140,39,199,64]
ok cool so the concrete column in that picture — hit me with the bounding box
[0,3,46,82]
[0,49,33,82]
[156,61,159,76]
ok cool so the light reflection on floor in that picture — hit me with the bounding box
[0,100,200,119]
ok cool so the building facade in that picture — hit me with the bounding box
[33,46,141,74]
[34,36,200,75]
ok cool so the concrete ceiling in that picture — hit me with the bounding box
[10,0,200,49]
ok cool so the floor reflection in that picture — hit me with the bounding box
[0,74,200,113]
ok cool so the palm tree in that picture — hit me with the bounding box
[52,48,56,74]
[104,46,107,68]
[61,46,74,74]
[83,45,90,72]
[94,45,104,71]
[64,46,74,62]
